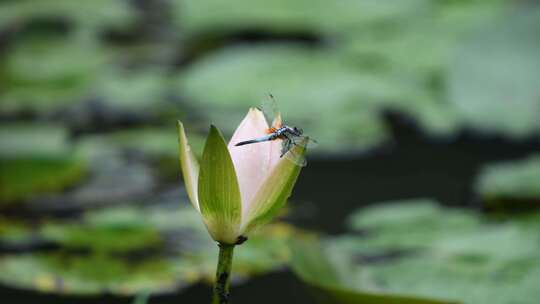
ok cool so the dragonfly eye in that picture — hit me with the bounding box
[294,127,303,135]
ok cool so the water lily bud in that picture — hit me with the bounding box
[177,108,306,244]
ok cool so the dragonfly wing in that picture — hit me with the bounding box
[291,135,318,149]
[261,94,282,128]
[281,138,308,167]
[284,146,307,167]
[280,138,292,157]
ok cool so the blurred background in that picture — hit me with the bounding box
[1,0,540,303]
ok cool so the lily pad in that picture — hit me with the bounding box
[0,124,71,158]
[0,0,136,34]
[175,0,512,149]
[447,8,540,138]
[175,2,514,152]
[476,155,540,210]
[0,218,40,248]
[345,198,480,253]
[0,124,86,204]
[175,0,429,37]
[292,199,540,304]
[0,200,305,295]
[41,211,163,253]
[339,0,507,75]
[337,0,507,136]
[291,239,454,304]
[91,68,178,119]
[0,253,182,295]
[177,45,407,152]
[0,38,107,115]
[0,158,86,205]
[26,133,159,212]
[75,128,205,182]
[104,128,199,160]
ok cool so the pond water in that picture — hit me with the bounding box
[2,115,540,304]
[293,115,540,234]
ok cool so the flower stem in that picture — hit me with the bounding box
[212,243,235,304]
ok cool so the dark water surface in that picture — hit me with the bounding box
[2,119,540,303]
[292,120,540,234]
[1,271,307,304]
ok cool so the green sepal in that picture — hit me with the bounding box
[198,125,242,244]
[176,121,200,211]
[241,139,306,234]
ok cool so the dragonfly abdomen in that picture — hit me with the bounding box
[235,126,294,147]
[235,134,275,146]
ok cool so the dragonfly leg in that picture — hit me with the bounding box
[280,136,293,158]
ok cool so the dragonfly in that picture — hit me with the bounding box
[234,95,317,167]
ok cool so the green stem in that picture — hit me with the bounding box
[212,243,235,304]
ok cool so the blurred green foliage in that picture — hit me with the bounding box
[476,155,540,210]
[178,45,391,151]
[448,8,540,137]
[0,124,86,204]
[175,0,431,36]
[1,0,540,300]
[175,0,539,150]
[0,204,305,295]
[0,0,135,33]
[291,238,452,304]
[0,38,106,113]
[0,158,85,203]
[1,0,537,151]
[292,199,540,304]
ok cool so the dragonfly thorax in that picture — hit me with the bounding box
[275,125,303,137]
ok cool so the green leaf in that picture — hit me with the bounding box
[198,125,242,244]
[177,45,391,152]
[291,239,456,304]
[0,217,303,296]
[177,121,200,211]
[317,199,540,304]
[448,8,540,138]
[0,0,136,35]
[0,124,71,159]
[0,124,87,204]
[175,0,429,37]
[344,199,479,255]
[475,154,540,210]
[0,159,86,205]
[242,139,306,234]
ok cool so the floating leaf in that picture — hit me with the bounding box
[41,216,162,253]
[0,124,71,159]
[177,45,393,152]
[0,38,107,114]
[0,158,86,205]
[476,155,540,210]
[0,199,302,295]
[175,0,430,37]
[92,68,174,116]
[448,8,540,138]
[0,0,136,34]
[300,199,540,304]
[0,253,181,295]
[291,239,455,304]
[0,124,86,204]
[176,0,511,149]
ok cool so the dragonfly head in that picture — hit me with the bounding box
[292,126,303,136]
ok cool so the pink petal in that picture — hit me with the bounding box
[228,108,282,219]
